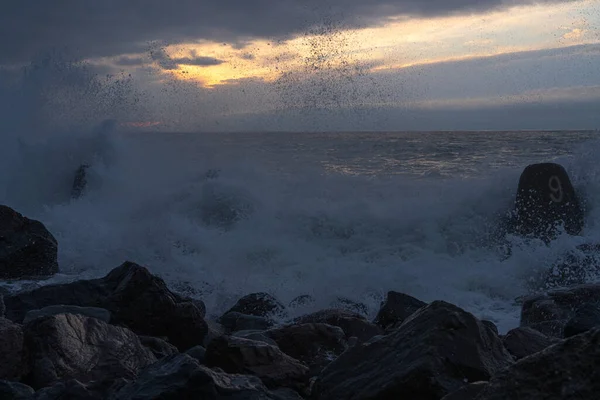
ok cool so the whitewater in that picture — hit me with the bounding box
[1,59,600,335]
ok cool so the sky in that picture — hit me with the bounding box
[2,0,600,131]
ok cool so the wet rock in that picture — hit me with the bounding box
[0,205,58,279]
[502,327,559,360]
[138,335,179,360]
[185,345,206,364]
[71,164,90,199]
[0,380,34,400]
[206,335,310,393]
[224,292,286,319]
[0,294,4,318]
[476,327,600,400]
[219,312,274,333]
[312,301,513,400]
[563,302,600,338]
[34,378,129,400]
[294,308,382,343]
[0,318,27,381]
[232,330,278,346]
[510,163,583,241]
[527,321,565,338]
[264,323,347,375]
[330,297,368,316]
[112,353,289,400]
[23,305,111,324]
[441,382,488,400]
[23,313,156,389]
[203,319,226,347]
[373,291,427,330]
[4,261,208,350]
[481,320,499,336]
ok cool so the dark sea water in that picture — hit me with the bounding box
[2,128,600,334]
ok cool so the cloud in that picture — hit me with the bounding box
[175,56,224,67]
[0,0,578,64]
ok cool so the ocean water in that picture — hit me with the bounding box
[2,59,600,334]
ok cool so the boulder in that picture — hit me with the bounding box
[563,302,600,338]
[224,292,286,319]
[0,205,58,279]
[441,382,488,400]
[373,291,427,330]
[475,327,600,400]
[185,345,206,364]
[264,323,347,375]
[0,293,5,318]
[23,313,156,389]
[205,335,310,393]
[0,380,34,400]
[330,297,368,316]
[4,261,208,350]
[0,318,27,381]
[138,335,179,359]
[34,378,129,400]
[219,312,274,333]
[510,163,583,241]
[112,353,292,400]
[312,301,513,400]
[23,305,111,324]
[232,330,278,346]
[502,327,559,360]
[294,309,382,343]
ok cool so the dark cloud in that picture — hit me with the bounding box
[114,56,147,66]
[0,0,575,64]
[175,56,224,67]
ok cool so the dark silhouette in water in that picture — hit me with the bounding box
[511,163,583,242]
[71,164,90,199]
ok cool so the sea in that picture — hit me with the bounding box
[2,61,600,334]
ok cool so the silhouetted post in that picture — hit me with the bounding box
[512,163,583,241]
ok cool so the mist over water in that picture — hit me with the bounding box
[1,54,600,334]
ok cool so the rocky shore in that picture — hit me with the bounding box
[2,204,600,399]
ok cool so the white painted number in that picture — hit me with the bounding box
[548,175,564,203]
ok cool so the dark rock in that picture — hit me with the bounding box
[33,378,129,400]
[0,205,58,279]
[224,292,286,319]
[312,301,513,400]
[0,318,27,381]
[203,320,226,347]
[563,302,600,338]
[441,382,488,400]
[206,335,310,393]
[184,345,206,364]
[232,330,278,346]
[475,327,600,400]
[71,164,90,199]
[511,163,583,241]
[373,291,427,330]
[112,353,290,400]
[270,388,304,400]
[0,380,34,400]
[330,297,368,316]
[527,321,565,338]
[481,320,498,336]
[288,295,315,308]
[0,294,4,318]
[264,323,347,375]
[23,305,111,324]
[294,308,382,343]
[23,313,156,389]
[4,261,208,350]
[138,335,179,359]
[219,312,274,333]
[502,327,559,360]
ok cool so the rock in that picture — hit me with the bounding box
[475,327,600,400]
[203,319,226,347]
[441,382,488,400]
[0,318,27,381]
[4,261,208,350]
[232,330,278,346]
[264,323,347,375]
[294,309,382,343]
[206,335,310,393]
[224,292,286,319]
[481,320,499,336]
[138,335,179,359]
[0,205,58,279]
[33,378,129,400]
[373,291,427,330]
[112,353,290,400]
[330,297,368,316]
[23,313,156,389]
[0,380,34,400]
[219,312,274,333]
[511,163,583,241]
[288,295,315,309]
[520,283,600,338]
[23,305,111,324]
[185,345,206,364]
[563,302,600,338]
[502,327,559,360]
[0,294,4,318]
[71,164,90,199]
[312,301,513,400]
[270,388,305,400]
